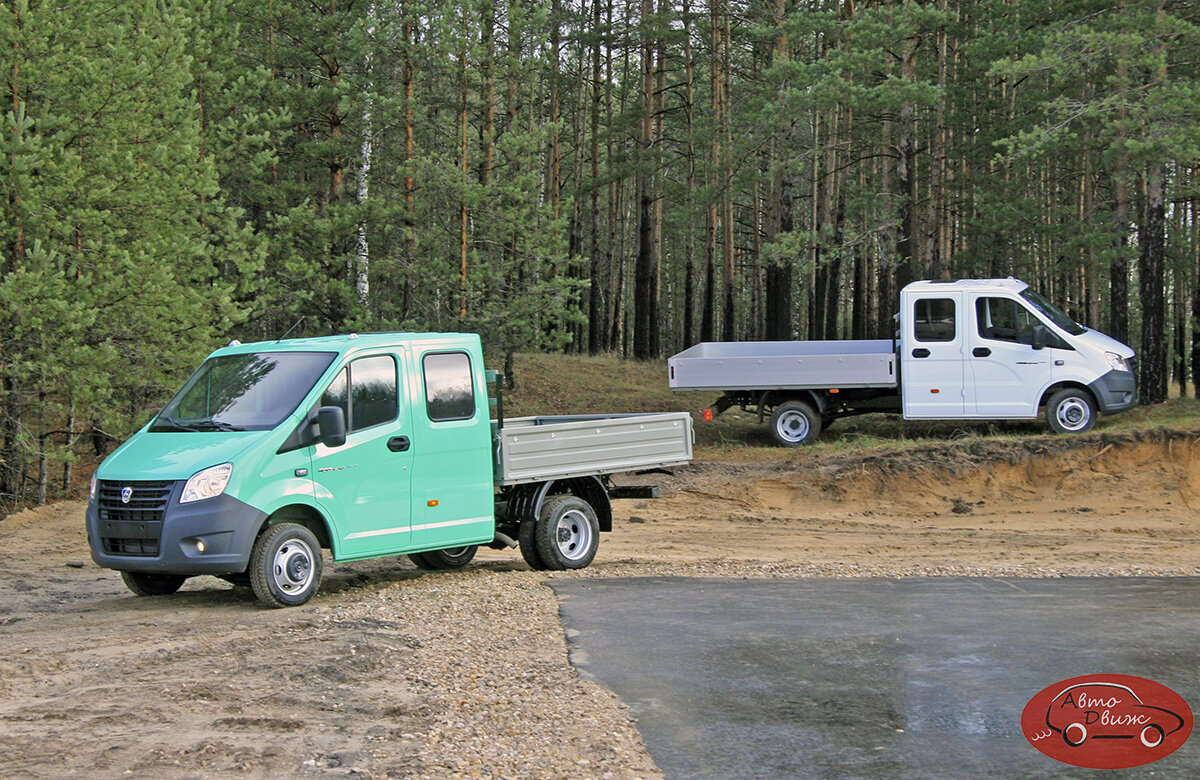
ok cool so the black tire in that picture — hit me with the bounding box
[518,518,550,571]
[1046,388,1096,434]
[407,551,435,570]
[249,523,323,608]
[408,546,478,570]
[120,571,187,597]
[770,401,822,447]
[529,495,600,571]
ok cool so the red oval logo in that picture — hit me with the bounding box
[1022,674,1193,769]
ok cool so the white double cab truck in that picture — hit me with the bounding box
[669,278,1138,446]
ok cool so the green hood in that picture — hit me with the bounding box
[98,428,274,482]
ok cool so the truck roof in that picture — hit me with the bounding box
[902,278,1030,295]
[208,332,481,359]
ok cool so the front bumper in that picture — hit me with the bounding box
[1089,367,1138,415]
[87,480,266,575]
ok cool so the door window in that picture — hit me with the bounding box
[320,355,398,432]
[976,298,1040,345]
[423,352,475,421]
[913,298,957,342]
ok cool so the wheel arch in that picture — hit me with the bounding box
[505,476,613,532]
[1039,381,1096,410]
[261,503,335,553]
[759,389,826,418]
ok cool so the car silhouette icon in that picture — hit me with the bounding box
[1045,682,1186,749]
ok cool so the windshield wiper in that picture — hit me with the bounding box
[152,415,199,432]
[192,419,246,432]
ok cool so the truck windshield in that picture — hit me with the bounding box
[151,351,336,432]
[1020,288,1086,336]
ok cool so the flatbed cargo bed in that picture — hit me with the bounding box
[668,339,897,391]
[493,412,693,485]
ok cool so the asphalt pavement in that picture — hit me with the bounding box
[550,577,1200,779]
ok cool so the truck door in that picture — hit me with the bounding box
[408,349,496,551]
[967,295,1052,417]
[901,291,967,418]
[312,351,414,558]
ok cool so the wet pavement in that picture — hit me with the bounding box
[550,577,1200,779]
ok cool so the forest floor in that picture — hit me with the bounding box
[3,423,1200,778]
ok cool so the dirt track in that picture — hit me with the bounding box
[2,428,1199,778]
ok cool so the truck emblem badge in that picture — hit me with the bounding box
[120,486,133,504]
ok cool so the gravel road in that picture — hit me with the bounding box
[2,430,1198,778]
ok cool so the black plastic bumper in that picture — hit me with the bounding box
[87,485,266,575]
[1089,368,1138,415]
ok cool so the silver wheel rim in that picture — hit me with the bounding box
[555,509,593,562]
[1055,397,1091,431]
[272,538,315,595]
[776,409,811,443]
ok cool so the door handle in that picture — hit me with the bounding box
[973,347,991,358]
[912,348,931,358]
[387,436,411,452]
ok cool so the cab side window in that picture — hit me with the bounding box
[320,355,398,432]
[913,298,956,342]
[423,352,475,421]
[976,298,1038,344]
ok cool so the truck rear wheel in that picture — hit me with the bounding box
[1046,388,1096,434]
[521,495,600,571]
[518,520,550,570]
[408,546,478,570]
[120,571,187,597]
[770,401,822,447]
[249,523,322,608]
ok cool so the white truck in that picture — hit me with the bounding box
[668,279,1138,446]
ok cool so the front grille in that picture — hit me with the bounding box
[98,480,173,557]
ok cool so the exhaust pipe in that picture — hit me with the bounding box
[490,531,518,549]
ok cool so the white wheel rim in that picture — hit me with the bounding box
[1056,397,1091,431]
[777,410,811,443]
[555,509,593,561]
[272,539,315,595]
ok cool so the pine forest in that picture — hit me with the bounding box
[3,0,1200,506]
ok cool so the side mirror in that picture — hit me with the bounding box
[316,406,347,447]
[1031,324,1048,351]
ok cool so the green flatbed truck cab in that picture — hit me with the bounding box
[88,333,693,607]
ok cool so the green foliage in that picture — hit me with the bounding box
[3,0,1200,508]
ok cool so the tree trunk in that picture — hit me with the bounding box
[632,0,657,359]
[1138,166,1166,404]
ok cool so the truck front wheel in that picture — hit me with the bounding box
[120,571,187,597]
[521,495,600,571]
[249,523,323,607]
[408,546,478,570]
[1046,389,1096,434]
[770,401,822,447]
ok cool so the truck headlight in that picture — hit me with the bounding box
[89,472,97,501]
[1105,352,1130,373]
[181,463,233,504]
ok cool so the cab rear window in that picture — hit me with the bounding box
[423,352,475,421]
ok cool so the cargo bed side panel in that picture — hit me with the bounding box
[668,339,898,391]
[495,412,693,485]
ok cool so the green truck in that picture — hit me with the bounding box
[86,333,693,607]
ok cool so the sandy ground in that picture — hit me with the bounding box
[1,427,1198,778]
